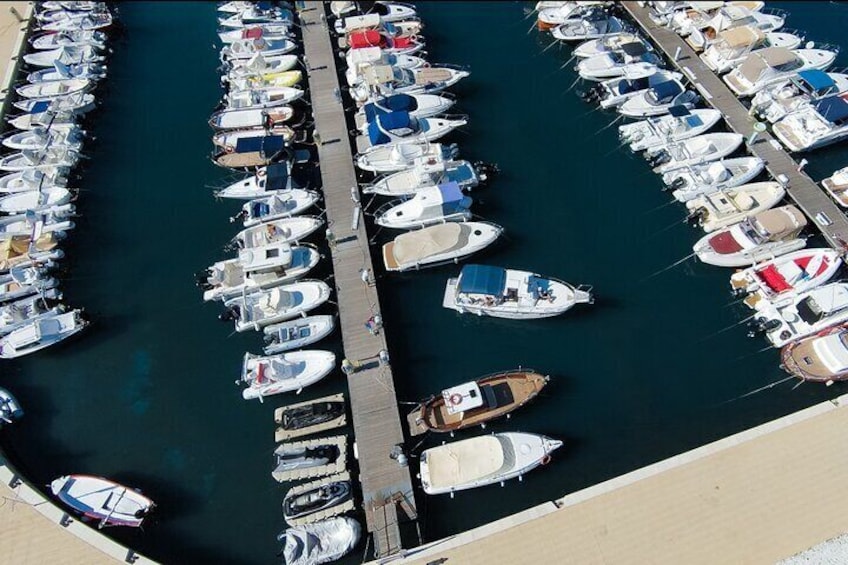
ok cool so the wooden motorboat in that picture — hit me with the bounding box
[406,369,549,436]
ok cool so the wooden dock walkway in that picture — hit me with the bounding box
[298,2,417,558]
[623,1,848,249]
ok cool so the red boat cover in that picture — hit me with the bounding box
[393,36,414,48]
[242,27,263,39]
[349,30,383,49]
[708,232,743,254]
[758,265,792,293]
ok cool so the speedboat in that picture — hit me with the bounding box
[618,78,699,117]
[576,42,663,81]
[773,94,848,152]
[537,2,608,29]
[684,181,785,232]
[215,163,301,200]
[346,29,424,56]
[0,187,75,214]
[355,141,459,173]
[0,147,80,172]
[382,221,503,272]
[419,432,563,495]
[273,439,342,478]
[667,157,766,202]
[359,111,467,151]
[218,23,293,44]
[552,12,628,42]
[13,92,95,114]
[1,126,84,152]
[0,169,68,194]
[443,264,593,319]
[0,387,23,425]
[349,64,468,104]
[15,78,90,100]
[822,166,848,207]
[335,12,423,36]
[0,309,86,358]
[263,315,336,355]
[30,30,106,50]
[222,280,332,332]
[279,517,360,565]
[356,1,419,22]
[345,46,426,86]
[282,480,352,524]
[228,70,303,91]
[374,182,472,229]
[27,61,106,85]
[668,1,766,34]
[0,266,59,304]
[573,32,648,58]
[620,107,723,152]
[684,5,787,51]
[50,475,153,528]
[589,69,684,109]
[751,282,848,347]
[0,296,64,336]
[700,26,803,74]
[0,209,76,239]
[644,132,743,173]
[40,11,112,31]
[730,248,842,311]
[724,47,838,97]
[200,243,320,302]
[23,45,104,68]
[751,70,848,124]
[353,93,456,133]
[218,6,293,29]
[240,350,335,400]
[225,53,300,81]
[8,110,79,132]
[363,158,485,197]
[231,216,324,248]
[692,205,807,267]
[208,106,296,131]
[234,190,320,227]
[225,86,304,110]
[40,1,103,11]
[220,37,297,61]
[275,395,346,440]
[781,323,848,383]
[0,234,64,273]
[406,369,549,436]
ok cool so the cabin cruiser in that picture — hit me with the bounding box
[282,480,352,523]
[443,264,592,319]
[345,46,426,86]
[0,296,64,337]
[536,1,607,29]
[355,141,459,173]
[620,107,722,152]
[586,69,684,109]
[222,280,332,332]
[644,132,743,174]
[0,387,23,426]
[751,282,848,347]
[345,29,424,56]
[231,216,324,249]
[750,70,848,124]
[27,61,106,84]
[0,147,79,172]
[233,190,320,228]
[382,221,502,272]
[0,169,68,194]
[30,30,106,50]
[240,350,335,400]
[23,45,104,68]
[218,23,293,44]
[218,6,293,29]
[335,12,423,36]
[576,42,663,81]
[209,106,296,131]
[822,166,848,207]
[13,92,95,114]
[15,78,91,100]
[700,26,803,74]
[668,1,766,35]
[0,265,59,304]
[263,315,336,355]
[773,94,848,152]
[220,37,297,62]
[723,47,838,97]
[211,125,296,151]
[363,158,484,197]
[225,86,304,110]
[225,53,300,82]
[374,182,472,229]
[358,111,467,151]
[0,309,86,358]
[684,5,787,51]
[354,93,456,133]
[692,205,807,267]
[573,32,648,59]
[349,64,468,104]
[666,156,766,202]
[730,249,842,311]
[279,517,360,565]
[50,475,153,528]
[1,126,85,153]
[684,181,785,233]
[781,323,848,383]
[407,370,549,436]
[215,163,302,200]
[419,432,562,495]
[618,78,698,117]
[552,12,627,42]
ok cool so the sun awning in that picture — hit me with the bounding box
[235,135,286,154]
[457,264,507,296]
[798,69,835,93]
[814,95,848,124]
[367,111,413,145]
[620,41,648,57]
[719,25,761,48]
[650,80,682,101]
[265,163,291,190]
[363,94,418,122]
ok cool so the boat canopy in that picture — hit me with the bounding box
[752,205,806,237]
[441,381,483,415]
[718,25,762,49]
[435,181,466,213]
[391,223,467,264]
[425,436,510,489]
[740,47,798,82]
[814,95,848,124]
[367,111,418,145]
[235,135,287,154]
[457,264,506,296]
[363,94,419,122]
[798,69,835,94]
[349,30,383,49]
[649,80,682,103]
[28,100,52,114]
[620,41,648,57]
[265,163,291,190]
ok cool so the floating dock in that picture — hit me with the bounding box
[282,471,355,527]
[622,1,848,248]
[274,392,347,442]
[298,2,417,558]
[272,434,348,483]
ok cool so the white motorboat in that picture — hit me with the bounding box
[1,126,84,152]
[588,69,683,109]
[751,282,848,347]
[724,47,838,97]
[50,475,153,528]
[573,32,647,58]
[620,107,722,151]
[0,209,75,239]
[240,350,336,400]
[345,45,426,85]
[349,64,468,104]
[354,93,456,132]
[29,30,106,50]
[0,234,64,273]
[217,1,260,15]
[225,53,300,81]
[576,42,663,81]
[382,221,503,272]
[822,166,848,207]
[235,189,320,227]
[700,26,803,74]
[780,323,848,383]
[364,159,484,197]
[419,432,563,495]
[218,7,293,30]
[263,315,336,355]
[220,37,297,61]
[443,264,593,319]
[40,11,112,31]
[208,106,295,131]
[27,61,106,84]
[552,13,628,42]
[0,387,23,425]
[618,78,698,117]
[374,182,473,229]
[0,187,74,214]
[232,216,324,249]
[212,125,295,151]
[730,248,842,311]
[667,156,766,202]
[773,95,848,152]
[13,92,95,114]
[215,163,300,200]
[227,70,303,91]
[645,132,743,174]
[693,205,807,267]
[356,141,459,173]
[218,23,293,44]
[0,295,63,336]
[0,265,59,304]
[23,45,104,68]
[223,280,332,332]
[41,1,103,11]
[751,71,848,124]
[668,1,765,34]
[201,243,321,302]
[357,1,419,23]
[8,111,79,132]
[0,309,86,358]
[684,5,787,51]
[0,148,80,172]
[0,169,67,194]
[359,111,467,150]
[684,181,785,233]
[346,29,425,56]
[280,517,361,565]
[15,78,90,100]
[335,12,423,36]
[539,2,609,28]
[226,86,304,110]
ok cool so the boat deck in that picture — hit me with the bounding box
[272,434,348,483]
[621,1,848,249]
[282,471,355,527]
[299,2,417,558]
[274,392,347,442]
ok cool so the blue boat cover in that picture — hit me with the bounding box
[798,69,834,93]
[30,100,50,114]
[457,264,507,296]
[650,80,682,102]
[363,94,419,122]
[618,76,650,94]
[445,163,475,185]
[266,163,290,191]
[437,181,466,214]
[815,95,848,124]
[527,275,551,296]
[367,111,414,145]
[668,105,691,117]
[235,135,286,154]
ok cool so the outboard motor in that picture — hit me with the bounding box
[229,210,247,223]
[670,177,687,190]
[218,306,239,322]
[686,207,707,227]
[194,269,211,286]
[648,150,670,167]
[473,161,499,185]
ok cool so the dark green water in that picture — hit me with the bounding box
[0,2,847,564]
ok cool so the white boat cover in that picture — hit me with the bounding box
[391,223,466,265]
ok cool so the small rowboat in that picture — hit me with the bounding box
[406,369,549,436]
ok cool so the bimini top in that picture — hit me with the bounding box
[457,264,507,296]
[620,41,648,57]
[235,135,287,154]
[738,47,798,82]
[798,69,836,94]
[649,80,682,102]
[363,94,418,122]
[367,111,417,145]
[265,162,292,191]
[718,25,763,49]
[814,95,848,125]
[751,205,807,237]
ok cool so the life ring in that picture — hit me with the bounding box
[257,168,266,178]
[541,455,551,466]
[449,393,462,406]
[225,145,234,154]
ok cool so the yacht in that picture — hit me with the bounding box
[358,111,467,151]
[349,64,467,104]
[215,163,301,200]
[231,216,324,249]
[751,70,848,124]
[225,86,304,110]
[419,432,562,495]
[723,47,838,97]
[263,315,336,355]
[346,29,424,56]
[552,11,627,42]
[669,2,766,35]
[219,37,297,61]
[684,181,785,233]
[374,182,472,229]
[700,26,803,74]
[218,23,293,45]
[382,221,502,272]
[751,282,848,347]
[618,78,698,117]
[240,350,335,400]
[537,2,607,29]
[279,517,360,565]
[442,264,592,319]
[363,158,484,197]
[693,205,807,267]
[587,69,684,109]
[644,132,743,174]
[235,190,320,228]
[0,309,86,358]
[573,32,648,59]
[620,107,723,152]
[354,93,456,133]
[576,42,663,81]
[773,94,848,152]
[222,280,332,332]
[50,475,154,528]
[666,156,766,202]
[225,53,300,82]
[821,166,848,207]
[781,323,848,383]
[208,106,296,132]
[355,141,459,173]
[684,5,787,51]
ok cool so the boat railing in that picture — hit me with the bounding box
[761,7,790,20]
[779,28,807,44]
[371,197,407,218]
[432,62,471,72]
[440,113,470,123]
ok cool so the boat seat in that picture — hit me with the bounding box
[734,192,756,210]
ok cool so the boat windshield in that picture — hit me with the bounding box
[739,219,766,245]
